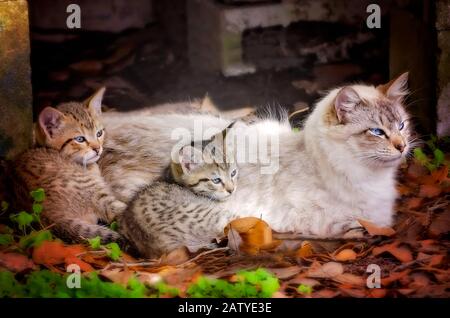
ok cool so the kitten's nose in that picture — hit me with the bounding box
[394,142,405,153]
[92,146,101,155]
[225,186,234,194]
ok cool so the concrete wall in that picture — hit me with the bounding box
[0,0,33,159]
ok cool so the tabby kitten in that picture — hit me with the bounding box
[118,125,240,257]
[13,88,126,243]
[169,122,238,201]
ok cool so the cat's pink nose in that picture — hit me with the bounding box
[394,142,405,153]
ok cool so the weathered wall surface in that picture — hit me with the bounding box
[29,0,154,32]
[0,0,33,159]
[436,0,450,137]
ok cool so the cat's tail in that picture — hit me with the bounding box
[45,216,122,244]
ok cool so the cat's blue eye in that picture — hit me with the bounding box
[369,128,385,136]
[211,177,221,184]
[231,169,237,177]
[74,136,86,143]
[97,129,103,138]
[398,122,405,131]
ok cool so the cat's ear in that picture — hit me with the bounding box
[38,107,66,139]
[200,94,219,113]
[85,87,106,116]
[377,72,409,101]
[179,145,204,174]
[334,87,360,123]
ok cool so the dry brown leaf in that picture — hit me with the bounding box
[224,217,281,255]
[420,165,449,185]
[368,289,387,298]
[268,266,302,279]
[100,268,134,286]
[306,261,344,278]
[409,272,431,289]
[358,219,396,237]
[381,269,411,286]
[372,242,413,263]
[334,249,357,262]
[429,210,450,236]
[288,276,321,287]
[419,184,442,198]
[333,273,365,287]
[396,184,414,196]
[227,227,243,252]
[339,287,366,298]
[406,197,424,210]
[311,289,340,298]
[397,288,415,296]
[406,162,429,180]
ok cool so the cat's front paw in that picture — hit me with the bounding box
[107,201,127,221]
[343,227,366,239]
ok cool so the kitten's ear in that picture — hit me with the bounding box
[179,145,204,174]
[85,87,106,116]
[334,87,360,123]
[38,107,66,139]
[377,72,409,101]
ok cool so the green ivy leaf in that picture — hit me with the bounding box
[0,233,14,246]
[19,230,53,249]
[30,188,45,203]
[297,284,313,295]
[10,211,34,231]
[109,221,118,231]
[413,148,428,164]
[87,236,101,250]
[32,203,43,215]
[433,148,445,167]
[105,242,121,261]
[1,201,9,212]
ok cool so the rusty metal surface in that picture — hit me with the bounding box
[0,0,33,159]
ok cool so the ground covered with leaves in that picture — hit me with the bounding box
[0,138,449,298]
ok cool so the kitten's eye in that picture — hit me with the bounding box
[211,177,221,184]
[369,128,385,137]
[74,136,86,143]
[398,122,405,131]
[230,169,237,177]
[97,129,103,138]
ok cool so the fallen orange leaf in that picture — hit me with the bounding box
[357,219,396,237]
[418,184,442,198]
[32,241,91,272]
[224,217,280,255]
[368,289,387,298]
[406,197,424,210]
[372,242,413,263]
[0,252,35,272]
[334,249,357,262]
[381,269,411,286]
[296,241,313,258]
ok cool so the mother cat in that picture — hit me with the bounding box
[100,73,413,238]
